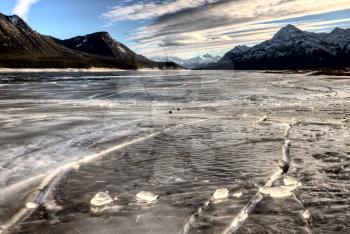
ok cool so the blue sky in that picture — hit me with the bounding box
[1,1,350,58]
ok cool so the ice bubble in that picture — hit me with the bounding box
[259,186,294,198]
[90,192,113,207]
[175,177,185,182]
[26,202,39,209]
[232,191,243,198]
[136,191,159,203]
[303,209,311,219]
[213,188,229,200]
[283,176,302,187]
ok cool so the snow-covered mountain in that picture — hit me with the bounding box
[207,25,350,70]
[152,54,221,69]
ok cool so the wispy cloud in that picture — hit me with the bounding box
[12,0,40,20]
[102,0,220,23]
[103,0,350,58]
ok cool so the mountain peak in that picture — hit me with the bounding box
[272,24,304,40]
[90,31,109,36]
[282,24,299,30]
[228,45,250,55]
[8,15,21,24]
[331,27,348,34]
[5,14,32,30]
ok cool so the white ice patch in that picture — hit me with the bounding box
[232,191,243,198]
[136,191,159,203]
[44,200,62,212]
[259,184,300,198]
[213,188,229,200]
[283,176,302,187]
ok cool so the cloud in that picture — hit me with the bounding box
[103,0,350,58]
[102,0,220,23]
[12,0,40,20]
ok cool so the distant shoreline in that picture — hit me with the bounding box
[0,68,166,73]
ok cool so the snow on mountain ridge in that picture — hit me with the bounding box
[152,54,221,69]
[208,24,350,69]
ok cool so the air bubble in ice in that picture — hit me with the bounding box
[259,186,294,198]
[26,202,39,209]
[90,192,113,207]
[213,188,229,200]
[232,191,243,198]
[136,191,159,203]
[44,200,62,212]
[303,209,311,219]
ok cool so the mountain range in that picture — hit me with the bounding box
[0,13,182,69]
[1,12,350,70]
[152,54,221,69]
[205,24,350,70]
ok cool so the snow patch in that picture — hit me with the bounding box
[8,16,20,25]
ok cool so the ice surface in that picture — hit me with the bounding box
[0,70,349,234]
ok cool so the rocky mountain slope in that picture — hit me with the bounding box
[52,32,160,68]
[0,13,181,69]
[207,25,350,70]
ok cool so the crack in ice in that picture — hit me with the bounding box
[0,119,207,234]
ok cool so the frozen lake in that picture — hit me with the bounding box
[0,70,349,234]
